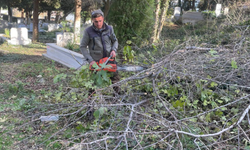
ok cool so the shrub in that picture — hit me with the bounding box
[106,0,154,47]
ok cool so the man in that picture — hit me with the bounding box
[80,9,120,87]
[80,9,118,67]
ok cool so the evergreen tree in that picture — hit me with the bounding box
[106,0,154,47]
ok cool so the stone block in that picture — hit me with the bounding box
[44,43,87,69]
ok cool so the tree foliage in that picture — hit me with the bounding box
[106,0,155,47]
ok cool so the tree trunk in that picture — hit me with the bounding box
[151,0,160,43]
[32,0,39,43]
[7,5,12,22]
[47,10,51,22]
[21,9,24,19]
[55,11,61,23]
[74,0,81,43]
[192,0,195,10]
[103,0,111,18]
[156,0,169,40]
[178,0,181,7]
[25,11,29,25]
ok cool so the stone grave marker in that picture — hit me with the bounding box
[44,43,87,69]
[0,20,10,29]
[28,23,44,32]
[17,23,27,28]
[215,4,222,17]
[182,12,204,24]
[42,22,49,28]
[8,27,31,45]
[173,7,181,21]
[224,7,229,15]
[56,32,74,47]
[48,23,62,32]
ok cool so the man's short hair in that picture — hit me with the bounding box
[91,9,104,18]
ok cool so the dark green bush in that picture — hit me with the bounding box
[106,0,154,47]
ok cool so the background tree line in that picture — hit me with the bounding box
[0,0,239,45]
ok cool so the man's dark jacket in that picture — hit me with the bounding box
[80,23,118,63]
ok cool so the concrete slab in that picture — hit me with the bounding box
[44,43,87,69]
[182,12,204,24]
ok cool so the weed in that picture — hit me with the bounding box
[4,28,10,37]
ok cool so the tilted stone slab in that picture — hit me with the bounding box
[43,43,88,69]
[182,12,204,24]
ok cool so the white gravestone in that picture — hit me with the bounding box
[56,32,74,47]
[224,7,229,15]
[8,27,31,45]
[215,4,222,17]
[174,7,181,21]
[17,18,24,24]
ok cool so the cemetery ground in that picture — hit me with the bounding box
[1,15,250,149]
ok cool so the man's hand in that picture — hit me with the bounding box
[110,50,116,58]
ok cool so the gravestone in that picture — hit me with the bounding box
[42,22,49,28]
[17,18,24,24]
[85,20,91,24]
[48,23,62,32]
[182,12,204,24]
[173,7,181,21]
[28,23,45,32]
[44,43,87,69]
[29,23,33,31]
[0,20,12,29]
[17,23,27,28]
[215,4,222,17]
[224,7,229,15]
[56,32,74,47]
[8,27,31,45]
[66,13,74,22]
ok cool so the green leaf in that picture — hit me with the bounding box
[53,73,67,83]
[93,110,100,120]
[55,92,63,101]
[94,107,107,119]
[205,113,211,122]
[209,49,217,56]
[126,40,132,45]
[210,82,218,87]
[231,60,238,69]
[231,108,239,114]
[92,63,100,69]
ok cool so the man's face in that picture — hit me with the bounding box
[92,16,104,29]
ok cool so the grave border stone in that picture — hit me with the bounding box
[43,43,87,69]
